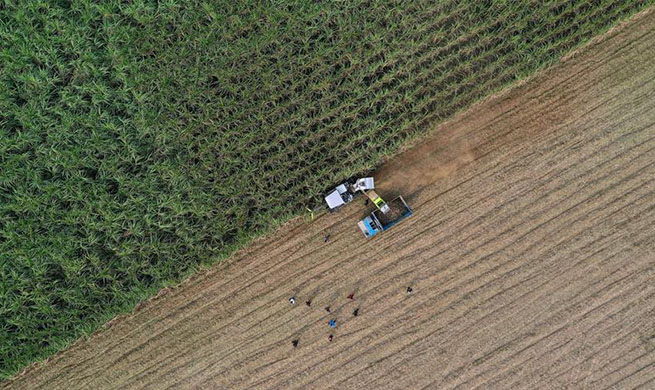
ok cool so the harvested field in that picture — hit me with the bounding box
[4,8,655,390]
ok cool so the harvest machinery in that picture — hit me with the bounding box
[324,177,374,211]
[323,176,412,238]
[357,193,413,238]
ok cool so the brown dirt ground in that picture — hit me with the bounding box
[4,9,655,390]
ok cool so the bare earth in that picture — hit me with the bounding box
[4,10,655,390]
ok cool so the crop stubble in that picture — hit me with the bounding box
[3,8,655,390]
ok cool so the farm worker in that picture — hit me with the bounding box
[329,319,337,328]
[328,335,333,342]
[289,297,296,305]
[325,306,331,313]
[347,293,354,300]
[292,339,299,348]
[406,287,413,294]
[353,308,359,317]
[306,300,312,307]
[324,234,330,243]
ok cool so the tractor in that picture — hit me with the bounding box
[357,193,413,238]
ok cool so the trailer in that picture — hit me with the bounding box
[357,195,413,238]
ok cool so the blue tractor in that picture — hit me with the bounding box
[357,194,413,238]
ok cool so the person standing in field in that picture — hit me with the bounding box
[289,297,296,304]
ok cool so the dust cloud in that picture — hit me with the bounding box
[376,130,477,195]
